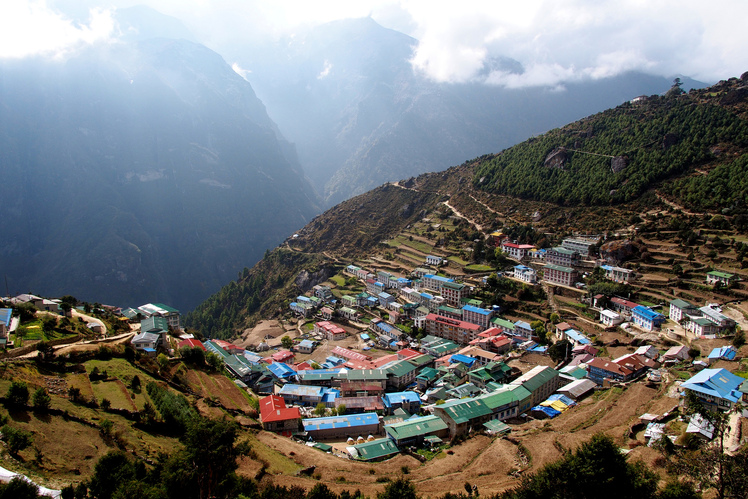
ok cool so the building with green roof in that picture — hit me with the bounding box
[669,298,698,322]
[509,366,560,407]
[416,367,440,390]
[420,338,460,358]
[478,384,532,420]
[491,317,516,334]
[433,398,493,438]
[383,360,419,390]
[483,419,511,435]
[407,354,435,369]
[349,438,400,461]
[706,270,738,286]
[384,415,449,446]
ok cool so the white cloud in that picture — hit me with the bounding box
[4,0,747,86]
[231,62,252,80]
[399,0,748,86]
[0,1,115,59]
[317,60,333,79]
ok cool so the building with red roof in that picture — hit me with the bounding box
[177,338,206,351]
[271,350,295,363]
[330,346,372,362]
[610,297,640,318]
[259,395,302,433]
[396,348,421,360]
[424,313,482,345]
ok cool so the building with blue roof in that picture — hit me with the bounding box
[563,329,591,347]
[449,354,477,368]
[367,296,379,307]
[378,292,394,307]
[297,339,316,354]
[0,309,12,339]
[372,321,399,340]
[513,265,537,283]
[708,346,737,363]
[632,305,665,331]
[382,391,421,414]
[303,412,381,440]
[514,321,533,339]
[278,384,336,406]
[681,368,744,411]
[461,305,495,329]
[422,274,455,292]
[267,362,297,380]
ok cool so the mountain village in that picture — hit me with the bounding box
[7,212,745,473]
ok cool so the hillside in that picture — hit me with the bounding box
[473,74,748,206]
[187,74,748,338]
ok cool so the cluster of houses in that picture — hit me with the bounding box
[495,235,602,288]
[188,308,743,462]
[592,295,736,337]
[123,303,182,355]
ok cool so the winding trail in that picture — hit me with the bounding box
[442,200,483,231]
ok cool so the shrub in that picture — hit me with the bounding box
[6,381,29,408]
[32,388,51,412]
[2,425,33,456]
[67,387,81,402]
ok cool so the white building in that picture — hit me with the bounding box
[599,309,623,327]
[513,265,537,284]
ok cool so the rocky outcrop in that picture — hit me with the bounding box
[599,239,641,264]
[544,148,568,169]
[294,266,336,292]
[611,156,628,173]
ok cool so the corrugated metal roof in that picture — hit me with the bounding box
[303,412,379,431]
[438,398,492,424]
[352,438,400,460]
[385,415,448,440]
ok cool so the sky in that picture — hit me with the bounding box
[2,0,747,88]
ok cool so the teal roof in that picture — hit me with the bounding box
[670,298,696,309]
[352,439,400,461]
[417,367,440,381]
[483,420,511,434]
[708,271,735,279]
[545,264,574,272]
[437,398,492,424]
[385,415,448,440]
[141,316,168,333]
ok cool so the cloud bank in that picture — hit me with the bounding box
[4,0,748,87]
[0,1,114,59]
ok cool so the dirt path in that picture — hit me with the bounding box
[442,200,483,231]
[70,310,108,336]
[654,191,701,216]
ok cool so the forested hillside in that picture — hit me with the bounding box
[473,75,748,206]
